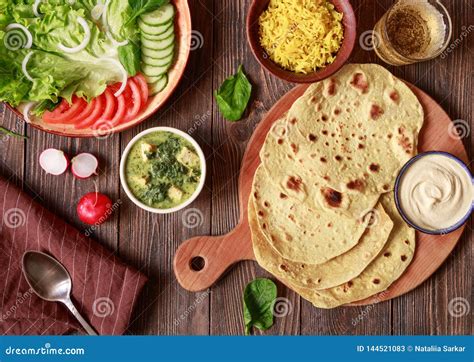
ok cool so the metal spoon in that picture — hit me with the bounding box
[22,251,97,335]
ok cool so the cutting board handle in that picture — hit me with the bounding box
[173,222,254,292]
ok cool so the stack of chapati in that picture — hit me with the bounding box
[249,64,423,308]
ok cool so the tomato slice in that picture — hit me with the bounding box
[122,78,142,123]
[89,89,117,130]
[92,92,125,129]
[101,88,117,120]
[133,74,149,106]
[74,96,104,129]
[43,96,86,124]
[65,98,97,125]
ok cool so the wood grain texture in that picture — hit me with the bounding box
[0,0,471,335]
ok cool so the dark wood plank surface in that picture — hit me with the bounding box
[0,0,471,335]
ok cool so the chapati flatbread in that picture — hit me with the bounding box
[252,164,373,264]
[260,116,380,218]
[249,198,394,289]
[250,193,415,308]
[286,63,424,194]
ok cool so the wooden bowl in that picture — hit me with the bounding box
[4,0,191,138]
[246,0,357,83]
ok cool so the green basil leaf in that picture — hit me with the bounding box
[243,278,277,335]
[127,0,169,24]
[118,42,141,76]
[214,65,252,122]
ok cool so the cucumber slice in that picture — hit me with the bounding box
[140,4,175,26]
[143,53,174,67]
[148,75,169,95]
[142,33,175,50]
[138,19,172,36]
[142,44,174,59]
[145,75,164,84]
[142,63,170,77]
[142,24,174,41]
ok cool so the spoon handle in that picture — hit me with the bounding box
[63,299,98,335]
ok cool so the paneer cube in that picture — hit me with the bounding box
[168,185,183,202]
[131,175,148,187]
[176,147,200,168]
[141,142,157,161]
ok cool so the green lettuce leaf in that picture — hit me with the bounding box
[0,0,139,112]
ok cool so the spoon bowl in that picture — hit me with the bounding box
[22,251,97,335]
[22,251,72,301]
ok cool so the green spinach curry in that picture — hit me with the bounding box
[125,131,202,209]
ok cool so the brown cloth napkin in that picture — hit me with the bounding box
[0,177,147,335]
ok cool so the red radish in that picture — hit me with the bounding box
[39,149,69,175]
[71,153,99,179]
[77,192,113,225]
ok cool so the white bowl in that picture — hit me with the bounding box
[120,127,207,214]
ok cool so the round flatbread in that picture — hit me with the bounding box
[252,164,372,264]
[249,199,394,289]
[251,193,415,308]
[260,116,380,218]
[286,63,424,195]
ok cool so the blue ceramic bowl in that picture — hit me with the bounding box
[394,151,473,235]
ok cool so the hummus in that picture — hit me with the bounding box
[398,154,473,231]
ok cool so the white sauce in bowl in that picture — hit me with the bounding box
[397,154,473,231]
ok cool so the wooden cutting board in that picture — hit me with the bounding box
[173,82,469,306]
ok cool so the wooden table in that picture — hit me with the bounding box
[0,0,472,335]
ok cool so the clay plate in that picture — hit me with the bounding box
[246,0,357,83]
[4,0,191,138]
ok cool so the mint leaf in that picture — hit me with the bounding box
[215,65,252,122]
